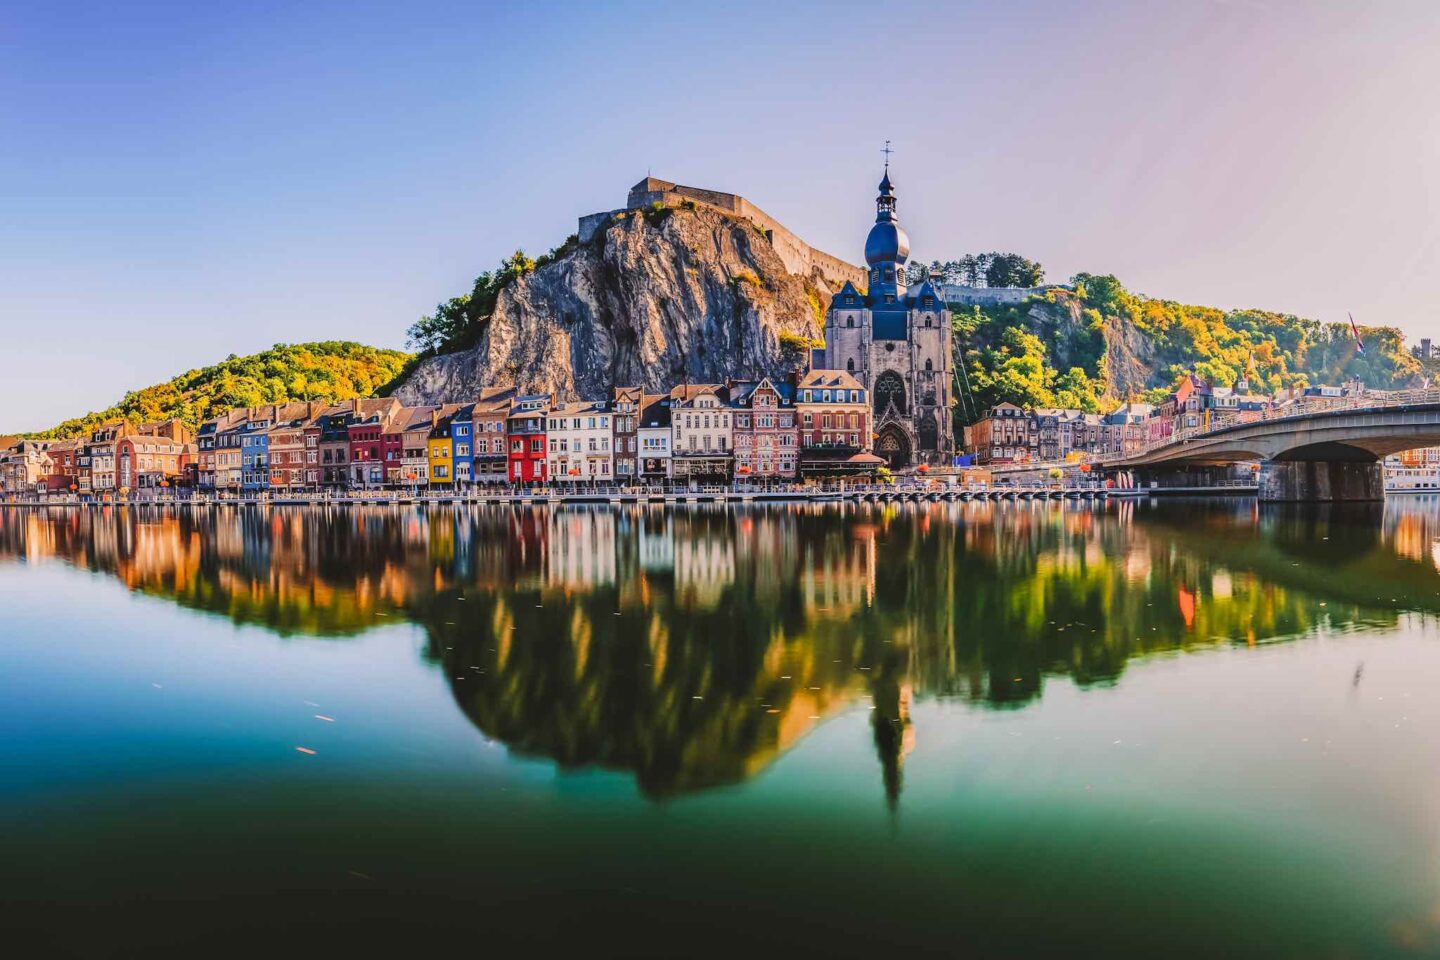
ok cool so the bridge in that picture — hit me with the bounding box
[1103,391,1440,501]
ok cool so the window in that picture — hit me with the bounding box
[846,316,854,327]
[847,358,855,372]
[925,358,933,372]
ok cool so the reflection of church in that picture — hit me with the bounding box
[821,167,954,467]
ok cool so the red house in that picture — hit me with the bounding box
[507,395,549,483]
[347,407,403,489]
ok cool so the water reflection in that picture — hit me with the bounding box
[3,498,1438,798]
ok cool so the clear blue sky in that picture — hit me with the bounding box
[4,0,1438,431]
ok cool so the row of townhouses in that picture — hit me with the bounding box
[965,374,1371,465]
[1,370,881,497]
[0,420,195,497]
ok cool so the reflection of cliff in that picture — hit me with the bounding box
[0,500,1427,799]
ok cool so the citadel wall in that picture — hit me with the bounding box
[940,285,1071,306]
[577,178,867,290]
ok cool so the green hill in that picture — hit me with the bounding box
[28,341,413,439]
[948,270,1421,423]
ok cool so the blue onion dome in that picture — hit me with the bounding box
[865,221,910,266]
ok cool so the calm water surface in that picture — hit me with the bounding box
[4,499,1440,957]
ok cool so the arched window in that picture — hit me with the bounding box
[924,358,933,372]
[874,371,907,416]
[846,357,855,372]
[846,316,854,328]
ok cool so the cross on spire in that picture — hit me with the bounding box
[882,139,893,171]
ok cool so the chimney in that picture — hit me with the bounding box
[352,397,361,414]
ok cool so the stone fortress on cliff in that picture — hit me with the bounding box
[579,177,867,291]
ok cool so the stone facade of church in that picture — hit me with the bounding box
[820,171,954,467]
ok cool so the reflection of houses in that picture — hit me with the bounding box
[546,510,617,589]
[673,523,735,608]
[637,513,674,572]
[800,530,877,617]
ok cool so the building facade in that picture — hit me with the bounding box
[729,378,797,480]
[819,169,954,468]
[547,400,614,483]
[638,394,672,481]
[612,386,642,483]
[795,370,878,475]
[507,396,548,483]
[669,384,732,481]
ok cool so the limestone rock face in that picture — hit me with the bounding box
[394,206,830,403]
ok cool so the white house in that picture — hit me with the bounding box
[546,400,614,483]
[669,384,732,481]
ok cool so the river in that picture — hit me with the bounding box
[2,499,1439,957]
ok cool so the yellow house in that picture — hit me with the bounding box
[427,422,454,486]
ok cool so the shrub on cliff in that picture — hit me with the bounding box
[407,249,539,356]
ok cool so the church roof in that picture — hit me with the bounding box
[829,280,864,309]
[907,277,942,306]
[865,220,910,267]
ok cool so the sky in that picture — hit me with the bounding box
[3,0,1439,432]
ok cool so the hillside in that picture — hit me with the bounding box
[395,189,1422,423]
[952,274,1421,422]
[393,203,830,403]
[28,341,413,439]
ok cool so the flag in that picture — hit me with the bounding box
[1349,312,1366,356]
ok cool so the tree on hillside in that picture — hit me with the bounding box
[31,342,412,439]
[407,249,539,356]
[984,253,1044,288]
[911,253,1045,288]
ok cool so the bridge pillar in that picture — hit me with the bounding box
[1258,460,1384,502]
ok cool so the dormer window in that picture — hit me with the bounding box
[845,295,855,305]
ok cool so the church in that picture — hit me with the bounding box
[819,168,954,468]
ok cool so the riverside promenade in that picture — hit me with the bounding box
[1,482,1111,509]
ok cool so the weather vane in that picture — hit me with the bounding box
[882,139,893,171]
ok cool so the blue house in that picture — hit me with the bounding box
[240,407,274,492]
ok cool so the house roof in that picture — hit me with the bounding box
[668,383,727,404]
[639,395,672,428]
[797,369,864,392]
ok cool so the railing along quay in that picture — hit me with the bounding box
[1,481,1113,508]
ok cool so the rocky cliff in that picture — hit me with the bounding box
[394,205,831,403]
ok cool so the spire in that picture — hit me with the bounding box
[864,142,910,277]
[876,141,897,223]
